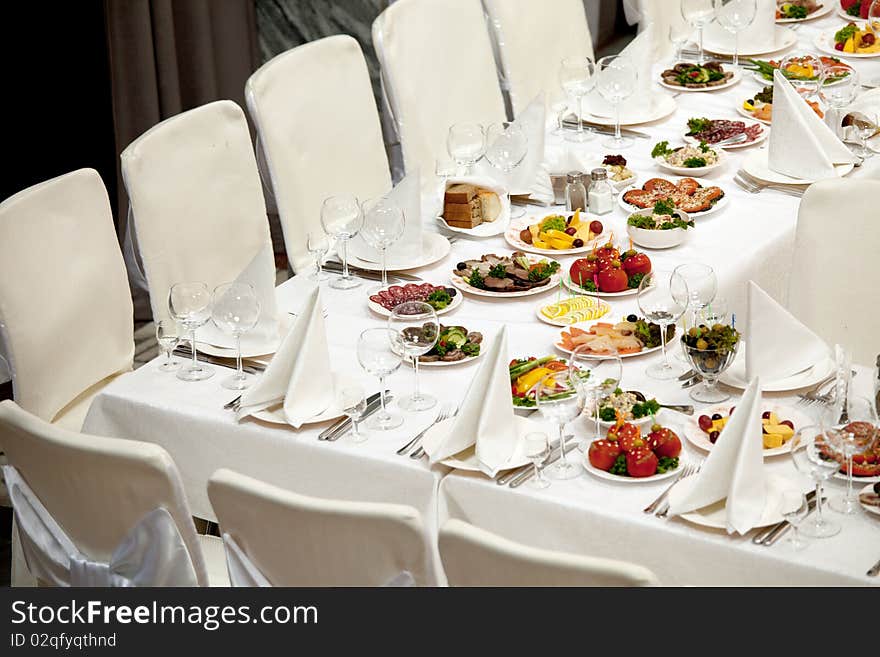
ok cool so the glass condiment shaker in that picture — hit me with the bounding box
[588,168,614,215]
[564,171,587,213]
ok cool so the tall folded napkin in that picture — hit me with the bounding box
[236,285,334,428]
[704,0,775,55]
[422,326,518,476]
[350,170,422,268]
[745,280,829,382]
[768,70,856,180]
[582,29,654,119]
[668,377,766,534]
[543,141,596,175]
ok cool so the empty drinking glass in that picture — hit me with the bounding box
[307,232,330,281]
[447,123,486,175]
[535,369,585,480]
[168,282,214,382]
[669,23,691,62]
[524,431,551,489]
[637,270,689,380]
[559,56,596,143]
[681,0,716,64]
[339,385,368,443]
[155,319,180,372]
[569,347,622,447]
[321,194,364,290]
[673,263,717,330]
[361,197,405,289]
[823,395,879,515]
[790,424,841,538]
[211,282,261,390]
[713,0,757,68]
[388,302,440,412]
[596,55,637,149]
[356,328,403,430]
[485,122,528,218]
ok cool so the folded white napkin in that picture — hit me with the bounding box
[422,326,518,476]
[668,377,766,534]
[350,170,423,269]
[199,242,280,351]
[745,280,829,382]
[583,29,654,119]
[236,285,335,428]
[543,142,596,175]
[704,0,775,54]
[768,70,856,180]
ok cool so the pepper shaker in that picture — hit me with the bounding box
[564,171,587,213]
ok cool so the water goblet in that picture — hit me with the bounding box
[168,282,214,382]
[361,197,405,290]
[823,395,879,515]
[637,270,689,380]
[534,369,585,480]
[447,123,486,175]
[155,319,180,372]
[388,302,440,412]
[569,347,622,448]
[559,56,596,143]
[681,0,716,64]
[669,22,691,62]
[307,232,330,281]
[321,194,364,290]
[790,424,841,538]
[673,263,717,331]
[485,122,528,218]
[524,431,551,489]
[356,328,403,430]
[211,282,261,390]
[713,0,757,68]
[596,55,637,149]
[339,385,368,443]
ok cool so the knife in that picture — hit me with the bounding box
[561,120,651,140]
[510,439,580,488]
[496,437,563,485]
[677,369,696,381]
[323,260,423,283]
[317,391,384,440]
[173,347,265,374]
[322,394,392,442]
[752,490,817,545]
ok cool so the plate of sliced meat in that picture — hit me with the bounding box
[682,117,768,149]
[619,177,728,217]
[368,283,462,317]
[450,252,562,298]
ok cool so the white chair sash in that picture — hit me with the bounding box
[4,466,198,587]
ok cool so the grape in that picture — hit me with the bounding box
[780,420,794,430]
[761,411,771,419]
[565,227,577,236]
[711,413,722,421]
[589,220,603,234]
[698,415,713,432]
[709,431,720,444]
[729,406,736,415]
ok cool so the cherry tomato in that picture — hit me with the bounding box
[588,440,621,471]
[626,447,659,477]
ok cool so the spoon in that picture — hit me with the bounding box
[715,133,748,147]
[629,390,694,416]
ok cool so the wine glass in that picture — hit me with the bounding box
[673,263,717,331]
[168,282,214,382]
[307,232,330,281]
[670,22,691,62]
[569,347,622,448]
[596,55,637,149]
[361,197,405,290]
[550,97,570,137]
[356,328,403,430]
[790,424,841,538]
[485,122,528,218]
[781,491,810,551]
[637,270,689,380]
[853,110,878,159]
[320,194,364,290]
[780,54,826,103]
[211,282,261,390]
[339,385,368,443]
[155,319,180,372]
[447,123,486,175]
[698,295,729,325]
[388,302,440,412]
[534,369,585,480]
[524,431,551,489]
[681,0,716,64]
[823,396,879,515]
[713,0,756,68]
[559,56,596,143]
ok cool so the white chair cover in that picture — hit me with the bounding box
[624,0,689,59]
[439,519,659,586]
[120,100,274,324]
[484,0,594,117]
[5,467,197,587]
[245,35,392,274]
[373,0,507,183]
[789,178,880,367]
[208,468,431,586]
[0,169,133,425]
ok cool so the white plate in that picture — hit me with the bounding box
[423,415,542,473]
[814,30,880,58]
[413,353,481,367]
[436,214,507,237]
[577,93,677,126]
[682,118,769,149]
[653,147,727,176]
[719,352,836,392]
[197,313,293,358]
[736,103,771,125]
[450,256,563,298]
[349,232,451,271]
[658,66,742,93]
[777,2,833,22]
[671,473,807,529]
[250,373,345,427]
[582,456,682,483]
[617,179,729,218]
[683,403,812,457]
[741,147,855,184]
[535,296,611,327]
[563,275,639,298]
[434,175,510,237]
[503,215,606,256]
[704,26,797,56]
[750,66,852,89]
[553,317,666,359]
[366,284,463,317]
[835,470,880,483]
[858,483,880,516]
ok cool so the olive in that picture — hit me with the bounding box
[761,411,772,419]
[572,238,584,248]
[696,338,709,350]
[709,430,720,444]
[711,413,722,421]
[456,262,467,271]
[712,323,724,331]
[627,313,638,322]
[565,227,577,236]
[446,288,457,297]
[688,327,700,338]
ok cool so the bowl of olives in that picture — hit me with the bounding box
[681,324,741,404]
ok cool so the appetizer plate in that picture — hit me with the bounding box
[617,181,729,219]
[858,482,880,516]
[450,257,564,299]
[553,318,665,359]
[682,119,769,149]
[741,147,855,184]
[653,148,728,176]
[719,351,836,392]
[562,275,639,298]
[814,31,880,58]
[777,2,833,22]
[535,296,611,327]
[197,313,293,359]
[750,67,851,88]
[413,354,481,367]
[422,415,540,473]
[349,232,451,271]
[704,26,797,56]
[367,286,463,317]
[582,457,681,483]
[736,103,771,126]
[504,216,606,256]
[658,67,742,93]
[682,403,813,457]
[577,92,677,126]
[834,470,880,484]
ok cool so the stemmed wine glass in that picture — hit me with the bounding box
[524,431,551,489]
[339,385,368,443]
[361,197,405,290]
[596,55,637,149]
[790,424,841,538]
[447,123,486,175]
[168,282,214,382]
[681,0,716,64]
[673,263,717,331]
[569,347,622,449]
[388,301,440,412]
[534,369,585,480]
[780,54,826,104]
[356,328,403,430]
[698,295,729,325]
[559,56,596,143]
[852,110,879,159]
[485,122,528,219]
[713,0,757,68]
[211,282,261,390]
[781,491,810,551]
[307,232,330,281]
[823,395,879,515]
[637,270,689,380]
[155,319,180,372]
[321,194,364,290]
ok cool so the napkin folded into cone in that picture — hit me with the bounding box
[583,29,654,120]
[704,0,775,55]
[236,285,335,428]
[668,377,766,534]
[745,280,829,382]
[421,326,519,476]
[768,70,856,180]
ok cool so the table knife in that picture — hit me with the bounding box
[762,496,823,546]
[317,391,384,440]
[323,260,422,283]
[496,437,563,485]
[323,394,392,442]
[561,119,650,140]
[677,369,696,381]
[510,439,579,488]
[173,347,265,374]
[752,490,817,545]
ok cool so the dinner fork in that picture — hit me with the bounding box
[644,462,696,514]
[656,463,702,517]
[409,404,459,459]
[397,403,453,456]
[734,171,806,198]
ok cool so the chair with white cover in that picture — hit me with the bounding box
[789,178,880,367]
[439,519,659,586]
[207,468,431,586]
[0,169,133,431]
[373,0,507,180]
[0,400,228,587]
[245,35,392,274]
[624,0,689,60]
[120,100,274,324]
[483,0,595,117]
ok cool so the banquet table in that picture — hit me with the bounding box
[82,10,880,586]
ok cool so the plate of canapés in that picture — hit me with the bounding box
[584,421,683,482]
[554,314,674,359]
[562,242,652,298]
[619,176,727,217]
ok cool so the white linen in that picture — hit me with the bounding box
[745,280,829,381]
[668,377,766,534]
[704,0,775,54]
[222,533,272,587]
[768,70,856,180]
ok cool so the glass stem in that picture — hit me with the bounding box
[191,329,198,371]
[577,95,584,136]
[846,454,854,502]
[558,424,567,463]
[412,356,421,402]
[341,238,350,280]
[351,416,360,438]
[594,394,601,442]
[165,349,172,367]
[814,483,823,523]
[533,461,541,481]
[733,32,739,68]
[660,322,669,367]
[614,102,622,142]
[698,26,704,64]
[378,376,388,419]
[381,247,388,288]
[235,334,243,380]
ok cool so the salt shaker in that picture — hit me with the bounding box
[588,168,614,215]
[564,171,587,213]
